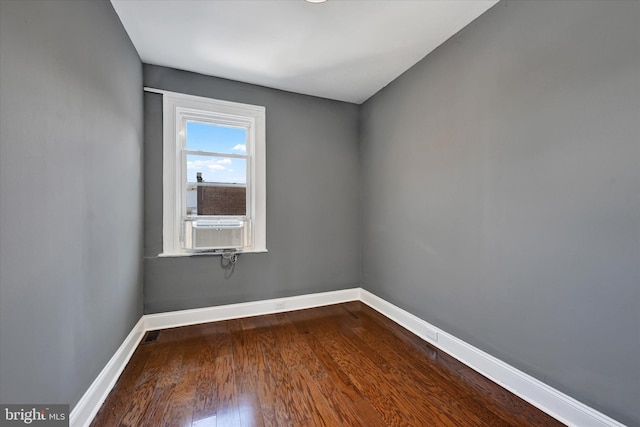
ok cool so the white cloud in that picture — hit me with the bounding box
[187,158,245,183]
[187,159,229,173]
[232,144,246,152]
[188,159,229,169]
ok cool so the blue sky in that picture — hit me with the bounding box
[186,121,247,184]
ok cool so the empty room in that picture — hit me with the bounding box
[0,0,638,426]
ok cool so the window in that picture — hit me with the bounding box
[159,90,266,255]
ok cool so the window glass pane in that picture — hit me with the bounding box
[186,154,246,184]
[186,121,247,154]
[186,154,247,216]
[186,183,246,216]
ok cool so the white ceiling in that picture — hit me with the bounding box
[111,0,497,104]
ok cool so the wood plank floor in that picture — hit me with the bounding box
[91,302,565,426]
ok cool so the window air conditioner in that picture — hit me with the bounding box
[182,218,247,251]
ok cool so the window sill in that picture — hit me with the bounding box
[157,249,268,258]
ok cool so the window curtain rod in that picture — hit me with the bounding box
[143,87,265,112]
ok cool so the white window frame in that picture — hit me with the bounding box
[153,88,266,256]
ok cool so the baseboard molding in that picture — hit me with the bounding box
[359,289,626,427]
[69,317,146,427]
[73,287,626,427]
[143,288,361,331]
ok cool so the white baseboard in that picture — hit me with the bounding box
[359,289,626,427]
[69,317,146,427]
[143,288,361,331]
[72,287,626,427]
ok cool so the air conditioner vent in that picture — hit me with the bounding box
[182,218,248,251]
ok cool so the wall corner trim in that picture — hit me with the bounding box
[71,287,626,427]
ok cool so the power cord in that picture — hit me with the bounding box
[220,249,239,278]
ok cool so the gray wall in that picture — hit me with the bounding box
[143,65,360,313]
[3,0,634,424]
[0,0,143,409]
[361,1,639,425]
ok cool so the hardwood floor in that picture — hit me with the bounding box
[91,302,565,426]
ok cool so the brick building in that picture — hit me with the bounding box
[197,185,246,216]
